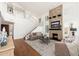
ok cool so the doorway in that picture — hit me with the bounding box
[1,24,9,36]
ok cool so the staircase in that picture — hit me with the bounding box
[0,3,39,39]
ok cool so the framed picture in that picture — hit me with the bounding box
[7,3,13,14]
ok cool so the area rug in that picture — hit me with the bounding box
[25,39,55,56]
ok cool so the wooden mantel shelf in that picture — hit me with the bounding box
[0,36,15,56]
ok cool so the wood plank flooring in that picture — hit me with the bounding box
[14,39,40,56]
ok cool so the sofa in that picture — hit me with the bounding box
[25,32,43,40]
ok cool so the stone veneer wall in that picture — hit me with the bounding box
[49,5,63,41]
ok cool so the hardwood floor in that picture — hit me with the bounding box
[14,39,40,56]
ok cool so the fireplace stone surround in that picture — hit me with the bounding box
[49,30,62,41]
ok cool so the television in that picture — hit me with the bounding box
[51,21,61,30]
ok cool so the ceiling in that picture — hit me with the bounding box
[17,2,62,18]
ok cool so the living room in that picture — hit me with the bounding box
[0,2,79,56]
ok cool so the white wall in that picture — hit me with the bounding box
[63,3,79,37]
[0,3,39,39]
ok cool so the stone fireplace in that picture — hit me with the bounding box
[49,5,63,41]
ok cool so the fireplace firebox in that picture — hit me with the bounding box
[52,33,58,40]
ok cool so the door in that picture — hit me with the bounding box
[1,24,9,36]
